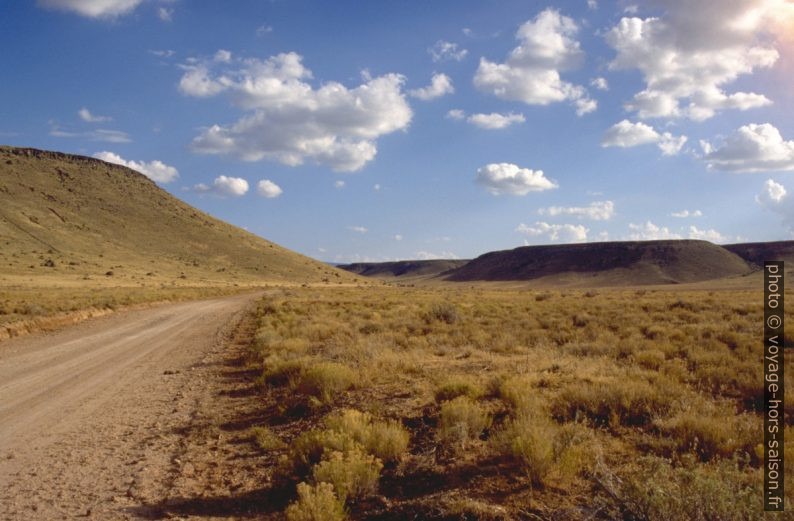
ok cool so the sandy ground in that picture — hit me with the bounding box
[0,292,261,520]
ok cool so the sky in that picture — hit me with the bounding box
[2,0,794,263]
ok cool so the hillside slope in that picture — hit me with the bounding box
[0,146,353,286]
[445,240,755,286]
[339,259,469,279]
[723,241,794,267]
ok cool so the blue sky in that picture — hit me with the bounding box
[2,0,794,262]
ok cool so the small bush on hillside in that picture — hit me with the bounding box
[435,377,484,403]
[425,302,459,324]
[311,449,383,502]
[438,396,491,446]
[286,482,346,521]
[264,358,310,387]
[324,409,409,463]
[654,409,761,463]
[251,426,286,451]
[296,363,357,403]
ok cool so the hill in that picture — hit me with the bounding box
[0,146,354,286]
[444,240,755,286]
[338,259,469,279]
[723,241,794,267]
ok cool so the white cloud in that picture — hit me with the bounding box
[446,109,465,120]
[587,0,598,10]
[157,7,172,21]
[466,112,525,130]
[687,225,728,243]
[474,8,595,115]
[605,2,785,120]
[213,49,232,63]
[539,200,614,220]
[394,234,403,241]
[701,123,794,173]
[601,119,687,155]
[150,49,175,58]
[192,175,250,197]
[256,179,282,198]
[627,221,681,240]
[590,77,608,91]
[415,250,459,260]
[756,179,794,234]
[476,163,558,196]
[409,73,454,100]
[257,25,273,36]
[181,52,412,172]
[93,151,179,183]
[78,107,111,123]
[38,0,143,18]
[50,122,130,143]
[373,184,381,191]
[428,40,468,62]
[349,226,368,234]
[670,209,703,218]
[516,222,589,242]
[334,180,345,189]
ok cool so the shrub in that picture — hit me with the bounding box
[289,430,360,474]
[435,377,484,403]
[552,378,678,428]
[251,426,286,451]
[264,358,310,387]
[438,396,491,445]
[596,456,762,521]
[654,409,761,462]
[286,482,346,521]
[297,363,357,403]
[324,409,410,463]
[311,449,383,502]
[425,302,459,324]
[496,376,544,414]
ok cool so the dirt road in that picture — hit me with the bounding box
[0,293,258,520]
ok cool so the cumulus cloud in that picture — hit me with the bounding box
[192,175,250,197]
[334,180,345,189]
[409,73,454,100]
[701,123,794,173]
[627,221,681,240]
[466,112,525,130]
[78,107,111,123]
[93,151,179,183]
[428,40,468,62]
[446,109,465,120]
[473,8,595,115]
[180,52,412,172]
[415,250,459,260]
[539,200,615,220]
[756,178,794,232]
[601,119,687,155]
[590,77,608,90]
[157,6,173,21]
[50,122,131,143]
[38,0,143,18]
[687,225,728,243]
[516,222,589,242]
[257,179,282,198]
[604,1,785,120]
[476,163,558,196]
[349,226,368,234]
[671,209,703,218]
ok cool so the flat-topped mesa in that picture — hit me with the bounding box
[444,240,755,285]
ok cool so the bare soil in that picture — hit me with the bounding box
[0,293,261,520]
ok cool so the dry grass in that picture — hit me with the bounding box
[240,286,792,519]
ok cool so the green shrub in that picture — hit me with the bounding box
[438,396,491,445]
[289,430,360,474]
[286,482,346,521]
[597,456,763,521]
[297,362,357,403]
[435,377,483,402]
[324,409,409,463]
[251,426,286,451]
[311,449,383,502]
